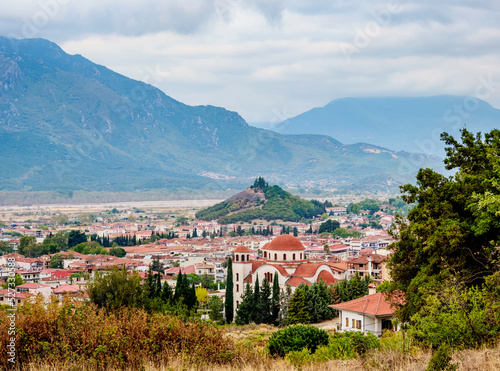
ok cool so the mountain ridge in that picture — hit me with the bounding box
[0,37,442,193]
[272,95,500,155]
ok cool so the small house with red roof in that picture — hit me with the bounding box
[329,292,400,336]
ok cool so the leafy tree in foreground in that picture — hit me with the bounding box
[87,266,145,311]
[388,129,500,323]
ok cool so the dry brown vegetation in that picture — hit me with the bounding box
[1,299,499,371]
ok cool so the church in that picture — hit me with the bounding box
[232,234,346,309]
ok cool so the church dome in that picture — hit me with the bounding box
[264,234,305,251]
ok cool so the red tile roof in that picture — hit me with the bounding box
[233,245,252,253]
[329,292,397,316]
[293,263,324,277]
[286,276,311,287]
[317,270,338,285]
[53,284,79,294]
[263,234,305,251]
[17,282,50,289]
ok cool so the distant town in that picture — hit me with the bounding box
[0,195,401,308]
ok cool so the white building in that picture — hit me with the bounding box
[232,234,346,311]
[330,292,400,336]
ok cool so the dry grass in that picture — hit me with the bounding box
[3,301,500,371]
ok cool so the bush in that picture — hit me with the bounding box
[267,325,329,357]
[331,331,381,356]
[0,297,247,369]
[426,344,457,371]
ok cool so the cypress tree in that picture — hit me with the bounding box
[225,257,234,323]
[187,283,197,310]
[251,275,262,324]
[285,285,310,325]
[146,266,155,298]
[261,277,272,324]
[174,272,183,302]
[154,272,162,298]
[349,273,363,300]
[235,282,254,325]
[271,272,280,325]
[162,281,173,303]
[192,228,198,238]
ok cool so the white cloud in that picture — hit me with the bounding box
[1,0,499,122]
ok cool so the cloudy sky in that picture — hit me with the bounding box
[2,0,500,124]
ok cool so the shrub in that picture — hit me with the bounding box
[331,331,381,356]
[426,344,457,371]
[267,325,329,357]
[0,297,249,369]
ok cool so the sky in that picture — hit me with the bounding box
[2,0,500,125]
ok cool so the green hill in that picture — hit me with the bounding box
[195,178,326,224]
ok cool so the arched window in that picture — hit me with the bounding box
[300,253,303,260]
[293,253,296,260]
[236,284,239,292]
[236,273,239,281]
[264,251,267,258]
[235,255,239,262]
[241,254,245,262]
[236,301,239,309]
[274,253,277,260]
[283,254,287,261]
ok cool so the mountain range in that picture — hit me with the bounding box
[271,96,500,155]
[0,37,443,193]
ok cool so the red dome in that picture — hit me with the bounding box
[234,245,252,253]
[264,234,305,251]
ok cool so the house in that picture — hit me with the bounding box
[327,206,347,216]
[53,284,81,302]
[16,282,52,302]
[345,254,386,284]
[329,292,400,336]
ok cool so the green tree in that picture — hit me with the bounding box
[19,236,36,255]
[271,272,280,325]
[278,285,293,325]
[235,282,254,325]
[86,266,145,311]
[67,230,87,248]
[49,232,68,251]
[260,277,272,324]
[49,254,64,269]
[208,295,223,321]
[0,241,13,254]
[2,273,25,289]
[285,284,310,325]
[250,275,264,324]
[109,247,126,257]
[388,129,500,322]
[151,256,164,274]
[161,281,173,303]
[225,257,234,323]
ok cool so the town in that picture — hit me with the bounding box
[0,196,397,318]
